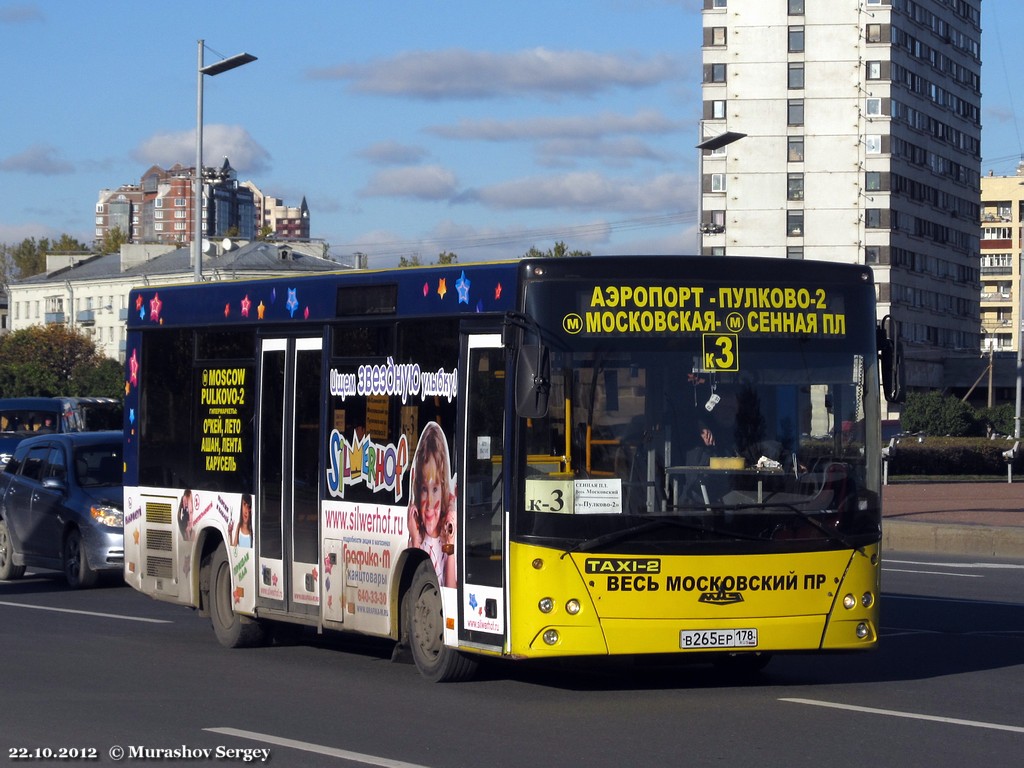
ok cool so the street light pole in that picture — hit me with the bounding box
[193,40,257,283]
[695,129,746,252]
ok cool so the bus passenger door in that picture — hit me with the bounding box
[458,332,507,650]
[256,336,323,618]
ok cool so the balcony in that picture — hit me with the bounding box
[44,312,65,325]
[77,309,96,325]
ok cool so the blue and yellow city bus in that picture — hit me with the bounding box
[122,255,902,680]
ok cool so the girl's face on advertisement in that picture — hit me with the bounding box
[418,457,443,537]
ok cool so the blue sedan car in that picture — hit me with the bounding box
[0,431,123,588]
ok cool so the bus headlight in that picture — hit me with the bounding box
[565,599,581,615]
[538,597,554,614]
[856,622,870,639]
[543,629,559,646]
[843,593,856,610]
[861,591,874,608]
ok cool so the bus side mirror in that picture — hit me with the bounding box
[515,344,551,419]
[877,315,904,404]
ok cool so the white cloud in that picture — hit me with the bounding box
[360,165,458,200]
[356,141,430,166]
[132,125,272,174]
[0,144,74,175]
[461,171,691,213]
[309,48,680,100]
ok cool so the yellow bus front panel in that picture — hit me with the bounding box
[507,542,879,658]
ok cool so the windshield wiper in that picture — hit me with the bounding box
[560,516,758,558]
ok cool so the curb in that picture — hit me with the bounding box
[882,521,1024,558]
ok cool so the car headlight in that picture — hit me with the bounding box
[91,505,123,528]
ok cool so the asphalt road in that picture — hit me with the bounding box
[2,554,1022,768]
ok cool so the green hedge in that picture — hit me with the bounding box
[884,437,1020,476]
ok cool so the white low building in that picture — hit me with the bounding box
[8,240,342,361]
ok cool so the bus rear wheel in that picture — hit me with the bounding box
[404,560,477,682]
[207,543,265,648]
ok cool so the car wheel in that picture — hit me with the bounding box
[64,528,98,589]
[403,560,477,682]
[0,519,26,581]
[208,543,265,648]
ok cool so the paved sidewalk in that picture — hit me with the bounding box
[882,480,1024,557]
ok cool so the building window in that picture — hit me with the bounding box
[865,246,880,263]
[865,171,882,191]
[788,26,804,53]
[787,99,804,126]
[712,100,726,119]
[865,135,882,154]
[787,173,804,200]
[866,209,884,228]
[175,210,187,219]
[711,0,726,8]
[711,173,727,192]
[866,60,882,80]
[710,26,727,46]
[155,211,164,220]
[788,136,805,162]
[866,24,882,43]
[787,211,804,236]
[788,0,804,14]
[705,62,727,83]
[788,63,804,90]
[865,98,882,116]
[175,198,187,207]
[155,199,163,208]
[787,247,804,260]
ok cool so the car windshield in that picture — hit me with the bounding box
[74,445,123,488]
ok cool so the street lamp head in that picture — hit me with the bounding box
[696,131,748,152]
[201,52,257,77]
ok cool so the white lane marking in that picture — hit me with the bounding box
[206,728,431,767]
[886,559,1024,570]
[883,568,982,577]
[0,600,171,623]
[781,698,1024,734]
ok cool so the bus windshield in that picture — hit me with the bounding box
[515,275,881,554]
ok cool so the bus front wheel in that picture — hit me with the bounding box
[403,560,477,682]
[207,543,265,648]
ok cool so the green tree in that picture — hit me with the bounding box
[0,325,121,398]
[256,224,275,241]
[99,226,128,255]
[4,234,90,279]
[436,250,458,264]
[398,254,423,267]
[901,390,980,436]
[522,240,591,259]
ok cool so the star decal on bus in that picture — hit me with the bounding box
[456,271,470,304]
[149,292,162,322]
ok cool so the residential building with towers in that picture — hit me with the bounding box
[95,159,308,248]
[699,0,982,399]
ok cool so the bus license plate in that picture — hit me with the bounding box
[680,628,758,649]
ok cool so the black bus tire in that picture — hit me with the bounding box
[403,560,477,682]
[208,543,265,648]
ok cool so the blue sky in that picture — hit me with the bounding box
[0,0,1021,268]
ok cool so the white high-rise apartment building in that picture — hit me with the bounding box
[700,0,982,391]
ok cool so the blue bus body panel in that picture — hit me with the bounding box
[125,263,521,330]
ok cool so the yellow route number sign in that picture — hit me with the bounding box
[702,333,739,372]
